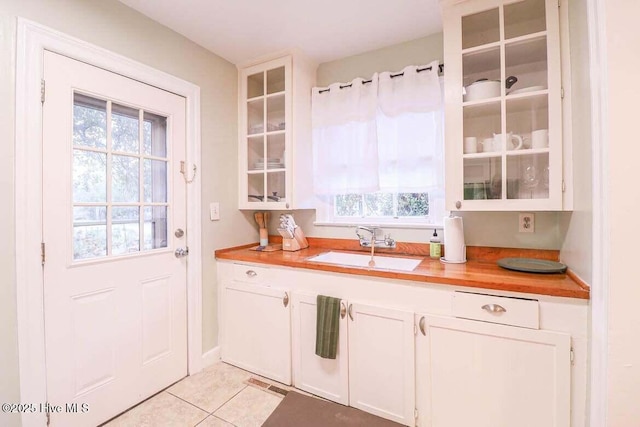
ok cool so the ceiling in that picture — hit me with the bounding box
[119,0,443,65]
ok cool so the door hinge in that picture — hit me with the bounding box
[46,409,50,426]
[414,408,419,420]
[41,242,46,266]
[561,87,565,99]
[41,79,46,103]
[570,347,575,365]
[413,324,418,335]
[562,180,566,192]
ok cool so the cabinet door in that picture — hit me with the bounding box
[418,315,570,427]
[222,281,291,384]
[291,293,349,404]
[239,56,292,210]
[348,303,415,426]
[443,0,564,211]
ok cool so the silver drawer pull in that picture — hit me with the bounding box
[245,270,257,277]
[283,292,289,307]
[482,304,507,314]
[340,301,347,319]
[419,316,426,336]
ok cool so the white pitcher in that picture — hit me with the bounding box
[493,132,524,151]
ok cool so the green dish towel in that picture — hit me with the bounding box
[315,295,341,359]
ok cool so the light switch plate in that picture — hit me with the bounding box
[210,202,220,221]
[519,213,534,233]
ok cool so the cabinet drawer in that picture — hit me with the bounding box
[452,291,539,329]
[232,263,273,284]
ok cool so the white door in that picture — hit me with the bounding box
[348,302,415,426]
[42,51,188,426]
[222,281,291,385]
[419,315,570,427]
[292,293,349,404]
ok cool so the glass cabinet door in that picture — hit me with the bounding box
[459,0,556,205]
[244,63,287,205]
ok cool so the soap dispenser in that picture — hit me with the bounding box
[430,229,441,259]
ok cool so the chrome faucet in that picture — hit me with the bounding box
[356,226,396,249]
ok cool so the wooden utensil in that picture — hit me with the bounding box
[264,212,270,228]
[254,212,264,229]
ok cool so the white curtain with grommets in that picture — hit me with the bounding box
[311,61,444,205]
[377,60,444,195]
[311,75,379,195]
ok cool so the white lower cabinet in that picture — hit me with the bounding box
[292,294,416,426]
[222,281,292,385]
[218,262,584,427]
[348,303,416,426]
[416,314,571,427]
[291,293,349,405]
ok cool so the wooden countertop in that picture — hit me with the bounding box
[215,238,590,300]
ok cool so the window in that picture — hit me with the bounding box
[312,62,445,226]
[335,192,429,217]
[72,93,169,260]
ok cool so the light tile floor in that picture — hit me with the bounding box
[104,362,289,427]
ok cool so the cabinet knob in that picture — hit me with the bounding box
[340,301,347,319]
[482,304,507,314]
[286,203,290,209]
[455,201,462,209]
[348,303,354,321]
[283,292,289,307]
[245,270,257,277]
[419,316,426,336]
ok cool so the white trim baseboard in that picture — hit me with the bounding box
[15,18,203,427]
[202,347,222,369]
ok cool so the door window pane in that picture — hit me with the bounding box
[112,155,140,202]
[73,94,107,149]
[112,104,140,154]
[73,150,107,203]
[112,207,140,255]
[144,159,168,203]
[144,206,168,250]
[73,206,107,260]
[143,112,167,157]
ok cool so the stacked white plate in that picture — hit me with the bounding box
[254,158,284,169]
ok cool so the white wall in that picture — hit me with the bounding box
[0,2,256,424]
[602,0,640,423]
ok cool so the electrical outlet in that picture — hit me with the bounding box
[519,213,534,233]
[210,202,220,221]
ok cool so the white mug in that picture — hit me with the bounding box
[464,137,477,154]
[493,132,523,151]
[531,129,549,149]
[480,137,494,152]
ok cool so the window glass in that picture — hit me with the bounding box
[72,92,170,261]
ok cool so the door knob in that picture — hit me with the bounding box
[174,247,189,258]
[174,228,185,238]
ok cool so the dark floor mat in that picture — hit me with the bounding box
[262,391,404,427]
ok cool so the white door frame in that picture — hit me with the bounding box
[15,18,203,427]
[586,0,609,426]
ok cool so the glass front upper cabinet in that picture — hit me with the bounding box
[444,0,565,211]
[241,57,290,208]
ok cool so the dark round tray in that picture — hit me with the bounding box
[497,257,567,274]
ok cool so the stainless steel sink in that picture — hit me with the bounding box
[307,251,423,272]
